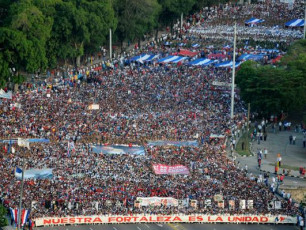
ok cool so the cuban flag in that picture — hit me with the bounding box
[15,167,23,179]
[67,140,75,156]
[9,208,30,226]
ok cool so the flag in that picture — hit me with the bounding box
[67,141,75,156]
[0,89,12,99]
[21,209,30,226]
[17,138,30,149]
[16,167,22,174]
[9,208,30,227]
[9,208,18,224]
[8,139,12,153]
[15,167,23,179]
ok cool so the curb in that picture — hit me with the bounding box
[259,169,306,180]
[241,154,254,158]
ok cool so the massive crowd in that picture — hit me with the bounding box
[0,0,303,224]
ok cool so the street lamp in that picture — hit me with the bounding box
[16,138,30,230]
[230,22,237,119]
[303,0,306,39]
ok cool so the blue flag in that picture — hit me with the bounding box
[16,167,22,174]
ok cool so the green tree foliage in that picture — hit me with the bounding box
[114,0,161,46]
[158,0,196,27]
[0,204,8,227]
[49,0,116,66]
[0,0,209,87]
[0,0,52,87]
[236,40,306,115]
[8,0,53,72]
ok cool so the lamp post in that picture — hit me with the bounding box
[230,22,237,119]
[109,28,112,59]
[17,156,25,230]
[16,139,30,230]
[303,0,306,39]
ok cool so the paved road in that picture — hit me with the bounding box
[230,126,306,188]
[34,223,298,230]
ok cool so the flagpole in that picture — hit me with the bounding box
[303,0,306,39]
[230,22,237,119]
[109,28,112,59]
[17,156,25,230]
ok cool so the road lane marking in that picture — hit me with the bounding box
[145,224,150,228]
[168,223,179,230]
[156,224,163,227]
[113,227,118,230]
[137,227,142,230]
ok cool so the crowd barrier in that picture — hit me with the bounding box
[34,214,297,226]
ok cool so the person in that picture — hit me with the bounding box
[277,154,282,167]
[299,217,304,230]
[275,163,279,174]
[289,135,293,144]
[280,174,285,183]
[258,158,262,169]
[232,139,236,149]
[292,135,296,145]
[245,164,248,173]
[279,121,282,131]
[264,132,267,141]
[264,148,268,159]
[257,132,260,144]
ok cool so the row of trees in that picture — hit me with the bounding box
[0,0,224,87]
[236,39,306,116]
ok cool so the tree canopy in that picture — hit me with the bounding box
[0,0,227,88]
[0,204,8,227]
[114,0,161,47]
[236,39,306,116]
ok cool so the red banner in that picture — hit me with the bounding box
[153,164,190,175]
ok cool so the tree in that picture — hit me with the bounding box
[0,204,8,227]
[47,0,116,67]
[158,0,196,31]
[236,40,306,116]
[114,0,161,49]
[0,0,52,88]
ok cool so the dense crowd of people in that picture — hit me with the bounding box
[0,0,303,225]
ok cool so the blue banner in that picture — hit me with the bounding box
[0,138,50,143]
[92,145,145,155]
[15,168,53,179]
[147,140,198,147]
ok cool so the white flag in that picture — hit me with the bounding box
[0,89,12,99]
[17,138,30,149]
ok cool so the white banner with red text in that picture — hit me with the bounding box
[35,214,297,226]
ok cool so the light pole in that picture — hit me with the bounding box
[181,13,183,34]
[16,139,30,230]
[17,156,25,230]
[109,28,112,60]
[230,22,237,119]
[303,0,306,39]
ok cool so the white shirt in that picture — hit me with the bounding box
[264,149,268,155]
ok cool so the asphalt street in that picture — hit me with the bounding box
[34,223,298,230]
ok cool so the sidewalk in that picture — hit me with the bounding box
[2,227,15,230]
[230,125,306,185]
[252,127,305,178]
